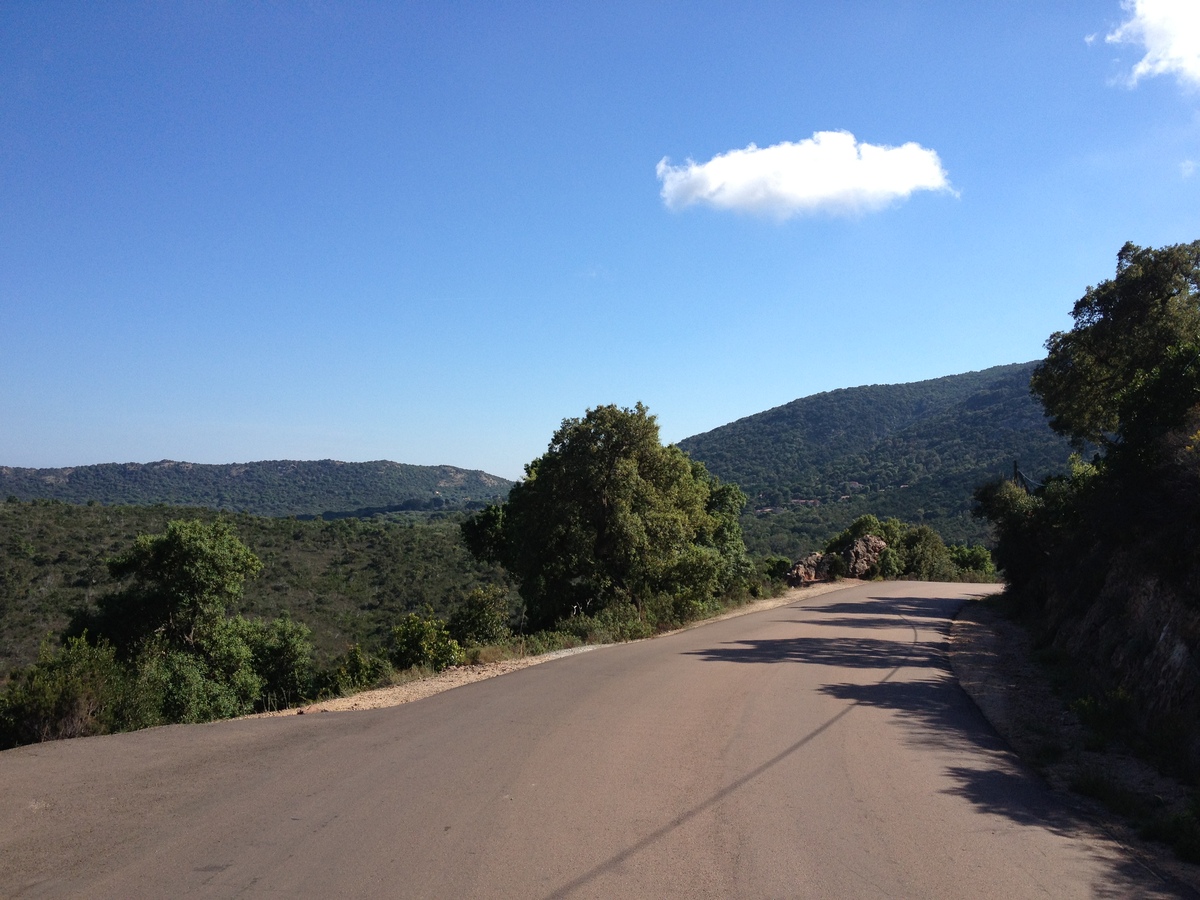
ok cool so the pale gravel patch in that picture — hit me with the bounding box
[249,581,862,719]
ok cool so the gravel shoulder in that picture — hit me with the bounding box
[950,596,1200,895]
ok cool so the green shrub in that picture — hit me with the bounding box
[760,555,793,581]
[1071,688,1136,746]
[133,631,263,724]
[556,602,654,644]
[447,586,512,648]
[237,615,315,710]
[877,547,903,579]
[949,544,996,578]
[387,612,464,672]
[316,644,392,697]
[898,525,959,581]
[0,633,128,748]
[1142,806,1200,863]
[643,592,691,631]
[516,630,581,656]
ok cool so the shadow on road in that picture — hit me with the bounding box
[682,634,941,669]
[817,676,1024,769]
[672,591,1198,899]
[806,594,959,621]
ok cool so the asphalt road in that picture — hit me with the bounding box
[0,581,1188,898]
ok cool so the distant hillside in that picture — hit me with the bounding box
[679,362,1074,556]
[0,459,513,518]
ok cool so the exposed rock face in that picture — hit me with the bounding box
[786,553,831,586]
[787,534,889,585]
[1047,557,1200,772]
[845,535,887,578]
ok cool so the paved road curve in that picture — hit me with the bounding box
[1,582,1188,898]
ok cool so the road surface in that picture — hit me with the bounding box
[0,582,1187,897]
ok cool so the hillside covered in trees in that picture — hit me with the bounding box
[679,362,1073,557]
[0,459,512,517]
[0,499,507,673]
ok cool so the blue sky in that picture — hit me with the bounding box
[3,2,1199,480]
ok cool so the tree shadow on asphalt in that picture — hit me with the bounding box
[543,659,1188,898]
[820,677,995,736]
[804,594,960,622]
[545,648,1190,898]
[685,593,951,670]
[674,594,1198,898]
[936,760,1191,898]
[765,594,970,632]
[817,674,1195,896]
[682,635,943,669]
[781,615,949,631]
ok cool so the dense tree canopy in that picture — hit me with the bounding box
[90,518,263,655]
[679,361,1072,558]
[1031,240,1200,450]
[980,241,1200,619]
[978,239,1200,781]
[986,241,1200,598]
[463,404,752,630]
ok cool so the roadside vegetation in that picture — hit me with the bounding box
[815,514,996,583]
[461,403,758,633]
[0,512,788,749]
[0,499,516,673]
[976,240,1200,861]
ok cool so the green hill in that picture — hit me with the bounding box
[0,459,512,517]
[678,362,1074,558]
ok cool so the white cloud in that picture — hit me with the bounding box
[1106,0,1200,89]
[1183,159,1197,177]
[655,131,953,219]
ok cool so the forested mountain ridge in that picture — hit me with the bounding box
[679,362,1074,556]
[0,459,513,518]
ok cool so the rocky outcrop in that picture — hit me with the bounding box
[787,534,888,585]
[844,535,887,578]
[786,553,832,586]
[1045,557,1200,772]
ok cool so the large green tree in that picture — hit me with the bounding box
[462,403,751,630]
[92,518,263,655]
[69,519,313,722]
[981,239,1200,599]
[1031,240,1200,450]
